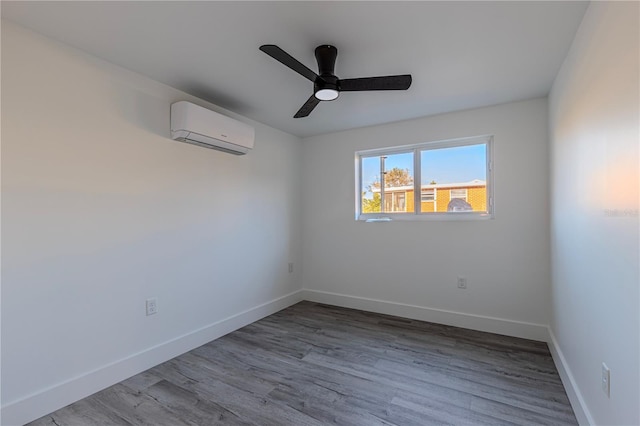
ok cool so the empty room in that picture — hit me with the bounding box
[1,1,638,425]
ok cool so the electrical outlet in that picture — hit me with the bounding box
[288,262,294,273]
[602,363,610,397]
[146,298,158,316]
[457,276,467,289]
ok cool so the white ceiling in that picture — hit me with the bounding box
[2,1,588,138]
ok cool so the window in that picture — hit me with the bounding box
[356,135,493,220]
[450,188,468,200]
[395,192,406,212]
[421,189,435,202]
[383,192,407,212]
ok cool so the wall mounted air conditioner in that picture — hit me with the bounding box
[170,101,255,155]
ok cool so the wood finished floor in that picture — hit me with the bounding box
[29,302,577,426]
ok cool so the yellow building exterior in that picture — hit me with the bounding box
[375,180,487,213]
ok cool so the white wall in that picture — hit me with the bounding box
[1,20,303,425]
[548,2,639,425]
[301,98,551,339]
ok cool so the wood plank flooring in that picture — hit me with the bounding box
[28,302,577,425]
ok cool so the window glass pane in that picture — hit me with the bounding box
[361,152,414,213]
[383,193,393,212]
[395,193,406,211]
[361,156,382,213]
[382,152,414,213]
[420,144,487,213]
[450,188,468,200]
[421,189,435,202]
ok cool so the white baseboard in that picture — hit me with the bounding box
[1,290,304,426]
[301,289,549,341]
[546,328,594,426]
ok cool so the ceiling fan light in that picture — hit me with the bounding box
[315,88,339,101]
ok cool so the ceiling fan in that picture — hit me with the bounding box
[259,44,412,118]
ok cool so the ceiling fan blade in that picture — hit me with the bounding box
[294,95,321,118]
[339,74,412,92]
[260,44,319,83]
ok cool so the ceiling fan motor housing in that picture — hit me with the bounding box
[315,45,337,74]
[314,45,339,100]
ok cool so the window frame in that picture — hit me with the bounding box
[355,135,494,221]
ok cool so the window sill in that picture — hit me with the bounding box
[359,212,494,222]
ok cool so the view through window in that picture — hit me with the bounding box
[358,136,492,219]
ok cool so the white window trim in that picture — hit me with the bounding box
[355,135,494,221]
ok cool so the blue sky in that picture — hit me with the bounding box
[362,144,486,193]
